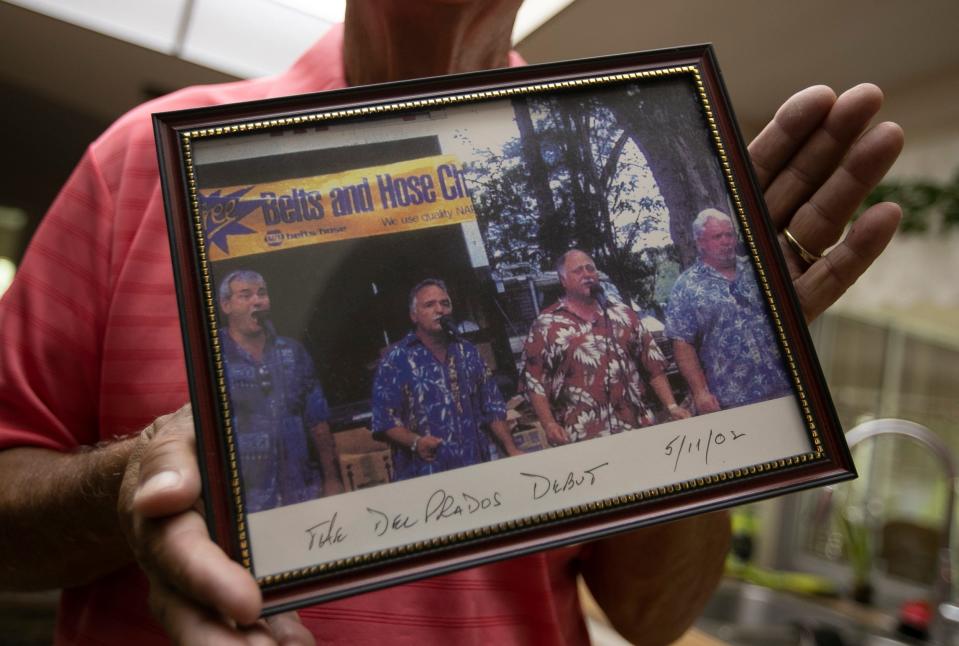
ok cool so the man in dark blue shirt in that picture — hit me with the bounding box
[219,269,342,511]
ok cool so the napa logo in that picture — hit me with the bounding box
[264,230,285,247]
[198,187,264,254]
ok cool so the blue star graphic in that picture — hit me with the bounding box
[198,186,264,254]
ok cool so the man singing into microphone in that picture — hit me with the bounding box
[522,249,690,446]
[218,269,343,511]
[372,278,522,482]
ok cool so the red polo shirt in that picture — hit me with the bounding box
[0,24,590,646]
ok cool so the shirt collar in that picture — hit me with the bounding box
[550,296,602,323]
[552,296,574,313]
[399,330,461,354]
[694,256,749,281]
[281,23,348,94]
[219,327,275,359]
[277,23,527,97]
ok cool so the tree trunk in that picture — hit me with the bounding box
[512,96,561,268]
[557,101,598,259]
[607,79,732,268]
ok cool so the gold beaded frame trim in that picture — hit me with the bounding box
[178,64,825,581]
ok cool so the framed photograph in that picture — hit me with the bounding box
[154,45,853,613]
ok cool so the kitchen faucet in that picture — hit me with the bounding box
[845,419,957,644]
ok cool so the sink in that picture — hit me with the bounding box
[696,579,918,646]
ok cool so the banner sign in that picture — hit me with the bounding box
[198,155,476,260]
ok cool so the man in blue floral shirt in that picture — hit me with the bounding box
[219,270,342,512]
[665,209,793,413]
[372,279,522,481]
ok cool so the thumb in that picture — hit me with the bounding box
[126,405,202,519]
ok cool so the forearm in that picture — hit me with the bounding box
[383,426,418,449]
[0,441,136,590]
[649,373,679,409]
[582,511,731,645]
[673,341,710,397]
[488,419,520,456]
[529,391,569,444]
[528,392,559,428]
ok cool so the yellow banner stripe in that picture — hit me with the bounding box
[199,155,476,261]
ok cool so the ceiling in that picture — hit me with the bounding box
[1,0,958,250]
[520,0,959,142]
[4,1,958,126]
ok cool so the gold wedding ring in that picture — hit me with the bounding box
[783,227,823,265]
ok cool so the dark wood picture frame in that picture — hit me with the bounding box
[154,44,854,614]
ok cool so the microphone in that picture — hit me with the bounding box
[439,315,459,339]
[589,284,608,309]
[252,310,276,334]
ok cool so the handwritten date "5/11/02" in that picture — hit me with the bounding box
[665,429,746,472]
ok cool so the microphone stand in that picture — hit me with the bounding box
[437,314,465,427]
[590,284,615,436]
[252,310,277,336]
[439,315,460,341]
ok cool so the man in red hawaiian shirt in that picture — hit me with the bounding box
[523,249,690,446]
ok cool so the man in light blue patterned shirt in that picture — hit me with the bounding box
[372,279,522,481]
[665,209,793,413]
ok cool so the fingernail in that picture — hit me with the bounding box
[135,470,182,501]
